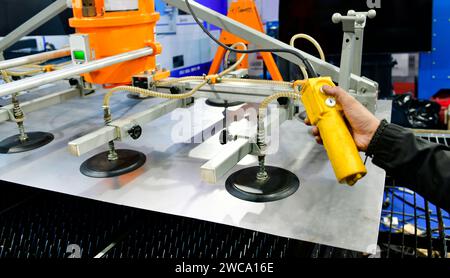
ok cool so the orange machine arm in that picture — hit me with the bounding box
[208,0,283,81]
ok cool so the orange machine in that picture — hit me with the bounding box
[69,0,169,85]
[208,0,283,81]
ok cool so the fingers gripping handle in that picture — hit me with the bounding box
[301,77,367,186]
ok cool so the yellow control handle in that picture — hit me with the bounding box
[300,77,367,186]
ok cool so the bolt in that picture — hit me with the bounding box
[107,141,118,161]
[68,78,79,86]
[256,156,269,182]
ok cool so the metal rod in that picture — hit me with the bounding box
[436,208,447,258]
[0,47,154,98]
[1,70,28,141]
[387,187,395,258]
[256,113,268,181]
[11,93,28,142]
[256,156,268,181]
[424,200,433,258]
[0,0,68,55]
[0,48,70,70]
[103,106,118,161]
[401,184,405,258]
[413,192,418,258]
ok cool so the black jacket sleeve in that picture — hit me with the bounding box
[367,121,450,213]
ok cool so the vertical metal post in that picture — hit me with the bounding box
[436,208,447,258]
[352,28,365,76]
[0,70,28,141]
[338,31,356,91]
[413,192,418,258]
[256,112,268,181]
[387,187,395,258]
[103,106,118,161]
[332,10,376,91]
[424,200,433,258]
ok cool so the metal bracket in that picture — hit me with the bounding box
[332,10,377,90]
[200,107,289,184]
[68,99,185,156]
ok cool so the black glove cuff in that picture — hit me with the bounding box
[366,119,389,157]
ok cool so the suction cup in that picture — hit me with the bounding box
[225,166,300,203]
[80,149,146,178]
[205,99,244,108]
[0,132,54,154]
[127,93,152,100]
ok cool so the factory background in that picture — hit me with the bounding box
[12,0,279,79]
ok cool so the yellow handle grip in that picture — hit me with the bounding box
[300,77,367,186]
[317,109,367,185]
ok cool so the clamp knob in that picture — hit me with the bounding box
[170,86,182,95]
[128,125,143,140]
[332,13,343,24]
[219,129,238,145]
[220,129,228,145]
[367,9,377,19]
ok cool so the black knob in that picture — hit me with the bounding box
[170,86,182,95]
[128,125,143,140]
[69,78,79,86]
[220,129,228,145]
[277,97,289,105]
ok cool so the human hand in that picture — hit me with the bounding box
[305,86,380,152]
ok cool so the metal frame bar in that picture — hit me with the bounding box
[338,31,356,91]
[200,138,252,184]
[0,0,68,59]
[68,99,186,156]
[157,79,296,104]
[200,107,289,184]
[0,87,80,123]
[0,48,70,70]
[0,47,154,97]
[68,78,296,162]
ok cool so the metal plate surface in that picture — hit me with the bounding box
[0,87,391,253]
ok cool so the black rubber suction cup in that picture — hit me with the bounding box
[0,132,54,154]
[205,99,244,108]
[80,149,146,178]
[225,166,300,203]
